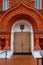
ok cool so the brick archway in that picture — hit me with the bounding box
[0,2,43,30]
[6,14,38,31]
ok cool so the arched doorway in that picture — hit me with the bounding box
[0,2,43,58]
[11,19,34,54]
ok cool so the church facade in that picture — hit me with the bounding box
[0,0,43,65]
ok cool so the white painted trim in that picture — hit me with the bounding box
[11,20,34,53]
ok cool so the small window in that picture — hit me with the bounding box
[3,0,9,11]
[39,38,43,49]
[35,0,42,9]
[20,25,24,30]
[0,38,6,50]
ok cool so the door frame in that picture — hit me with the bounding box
[11,20,34,55]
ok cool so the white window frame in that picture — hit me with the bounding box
[35,0,42,9]
[3,0,9,11]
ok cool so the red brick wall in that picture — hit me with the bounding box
[42,0,43,9]
[4,0,35,9]
[0,0,3,11]
[9,0,13,8]
[0,0,43,12]
[0,0,43,50]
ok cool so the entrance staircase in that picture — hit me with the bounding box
[0,55,37,65]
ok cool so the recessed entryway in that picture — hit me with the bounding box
[11,19,34,55]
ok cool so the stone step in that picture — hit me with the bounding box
[0,55,37,65]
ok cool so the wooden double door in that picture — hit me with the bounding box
[14,32,31,53]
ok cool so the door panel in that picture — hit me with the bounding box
[14,32,22,52]
[14,32,31,53]
[23,32,30,52]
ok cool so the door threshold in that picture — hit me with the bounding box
[13,52,32,55]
